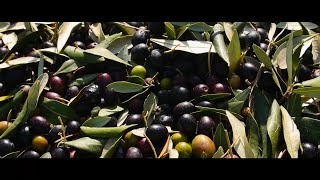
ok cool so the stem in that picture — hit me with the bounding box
[6,109,12,122]
[221,135,241,158]
[164,44,180,54]
[248,64,264,109]
[207,44,213,75]
[58,116,67,144]
[248,22,257,31]
[144,133,158,158]
[273,23,288,42]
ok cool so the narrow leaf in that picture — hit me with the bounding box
[266,100,281,158]
[89,23,105,43]
[213,123,228,151]
[169,149,179,158]
[226,110,255,158]
[100,135,122,158]
[252,44,272,70]
[54,59,83,76]
[280,106,301,158]
[293,117,320,144]
[40,152,51,159]
[98,106,124,117]
[57,22,81,53]
[293,87,320,98]
[84,47,131,66]
[143,93,158,127]
[212,146,225,158]
[0,57,40,69]
[211,23,229,64]
[285,93,301,117]
[64,137,106,155]
[113,22,136,35]
[106,81,144,93]
[69,73,100,87]
[228,29,241,75]
[165,22,176,39]
[80,124,136,138]
[247,113,261,158]
[108,35,132,54]
[150,38,216,54]
[82,116,111,127]
[117,109,129,127]
[2,32,18,50]
[311,35,320,64]
[286,31,294,85]
[190,93,230,104]
[302,76,320,87]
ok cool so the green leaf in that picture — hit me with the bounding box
[266,100,281,158]
[293,87,320,98]
[271,68,284,95]
[190,93,230,104]
[117,109,129,127]
[223,22,233,42]
[285,93,301,117]
[106,81,144,93]
[292,43,303,82]
[247,113,261,158]
[228,29,241,75]
[112,22,136,35]
[127,75,145,85]
[268,23,277,41]
[97,32,123,49]
[100,135,122,158]
[80,124,137,138]
[89,23,105,43]
[84,47,131,66]
[150,38,215,54]
[232,22,247,34]
[2,32,18,50]
[108,35,132,54]
[0,88,24,119]
[57,22,82,53]
[131,127,146,137]
[69,73,100,87]
[212,146,225,158]
[143,93,158,127]
[98,106,124,117]
[171,22,213,32]
[228,101,245,116]
[40,152,51,159]
[195,106,243,120]
[253,88,272,158]
[280,106,301,158]
[276,22,318,30]
[302,77,320,87]
[0,73,48,139]
[226,110,255,158]
[36,50,44,78]
[0,57,40,69]
[54,59,83,76]
[286,31,294,86]
[2,151,21,158]
[311,35,320,64]
[0,95,13,102]
[228,87,250,103]
[0,22,10,32]
[41,97,79,125]
[63,46,105,64]
[176,26,189,39]
[252,44,272,70]
[211,23,229,65]
[274,30,303,46]
[82,116,111,127]
[39,47,70,60]
[293,117,320,144]
[117,44,130,62]
[165,22,176,39]
[64,137,106,155]
[67,83,92,106]
[213,123,228,151]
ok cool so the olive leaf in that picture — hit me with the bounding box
[0,22,10,32]
[40,152,51,158]
[247,113,261,158]
[0,57,40,69]
[293,87,320,98]
[228,87,250,103]
[54,59,84,76]
[293,117,320,144]
[80,124,136,138]
[212,146,225,158]
[213,123,229,151]
[64,137,107,155]
[112,22,136,35]
[228,29,241,76]
[100,135,122,158]
[223,22,233,42]
[84,47,131,66]
[131,127,145,137]
[63,46,105,64]
[276,22,318,30]
[280,106,301,158]
[108,35,132,54]
[171,22,213,32]
[89,23,105,43]
[96,32,123,49]
[150,38,216,54]
[117,109,129,127]
[286,31,295,86]
[268,23,277,41]
[252,44,273,70]
[2,151,21,158]
[143,92,158,127]
[253,88,272,158]
[0,88,24,119]
[69,73,100,87]
[57,22,82,53]
[266,100,281,158]
[211,23,229,65]
[35,50,44,78]
[117,44,130,62]
[106,81,144,93]
[98,106,124,117]
[226,110,255,158]
[190,93,230,104]
[127,75,145,85]
[0,73,48,139]
[41,97,79,125]
[311,35,320,64]
[274,30,303,46]
[82,116,111,127]
[285,93,301,117]
[195,106,243,120]
[0,95,13,102]
[165,22,176,40]
[2,32,18,50]
[301,76,320,87]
